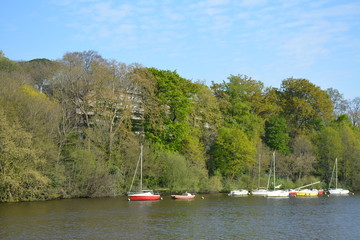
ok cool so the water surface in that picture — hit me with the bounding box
[1,193,359,239]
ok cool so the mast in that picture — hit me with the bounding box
[335,158,338,189]
[267,153,272,190]
[140,144,143,191]
[273,151,276,190]
[128,144,142,193]
[258,154,261,188]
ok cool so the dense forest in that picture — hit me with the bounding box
[1,50,360,202]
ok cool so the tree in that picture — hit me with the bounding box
[54,51,104,128]
[347,97,360,126]
[20,58,60,93]
[313,126,343,184]
[264,115,290,154]
[211,75,266,140]
[210,127,256,178]
[147,68,198,151]
[336,122,360,189]
[326,88,347,116]
[290,135,316,180]
[279,78,334,135]
[0,109,50,202]
[0,51,20,72]
[190,82,222,150]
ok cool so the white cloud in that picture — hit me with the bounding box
[76,2,133,23]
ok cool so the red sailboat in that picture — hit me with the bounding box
[127,145,161,201]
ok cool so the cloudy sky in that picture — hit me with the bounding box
[1,0,360,99]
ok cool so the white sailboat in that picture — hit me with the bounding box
[228,189,249,196]
[266,152,289,198]
[127,144,161,201]
[328,158,350,195]
[251,154,269,196]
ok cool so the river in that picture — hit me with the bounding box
[1,193,360,239]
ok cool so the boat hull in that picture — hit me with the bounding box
[266,190,289,197]
[296,190,318,197]
[251,189,269,196]
[128,195,161,201]
[171,195,195,200]
[318,189,325,195]
[229,190,249,196]
[128,190,161,201]
[328,188,350,195]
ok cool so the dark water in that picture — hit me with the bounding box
[1,193,360,240]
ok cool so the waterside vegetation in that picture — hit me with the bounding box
[1,50,360,202]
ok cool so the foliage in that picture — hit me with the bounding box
[279,78,333,136]
[210,127,256,177]
[3,49,360,202]
[264,115,290,154]
[0,109,50,202]
[0,52,20,72]
[212,75,265,140]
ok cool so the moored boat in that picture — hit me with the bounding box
[171,192,196,199]
[251,155,270,197]
[328,188,350,195]
[266,190,289,197]
[128,190,161,201]
[265,152,289,198]
[251,188,269,196]
[328,158,350,195]
[127,144,161,201]
[288,189,297,196]
[228,189,249,196]
[291,181,323,197]
[296,189,319,197]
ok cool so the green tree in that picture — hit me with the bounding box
[336,122,360,189]
[0,51,20,72]
[313,126,343,184]
[162,152,196,192]
[20,58,60,93]
[147,68,198,151]
[190,82,222,150]
[265,115,290,154]
[0,109,50,202]
[212,75,270,141]
[279,78,333,135]
[210,127,256,178]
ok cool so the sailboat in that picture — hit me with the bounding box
[251,154,269,196]
[294,181,321,197]
[328,158,350,195]
[127,144,161,201]
[266,152,289,198]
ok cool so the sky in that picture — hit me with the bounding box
[1,0,360,99]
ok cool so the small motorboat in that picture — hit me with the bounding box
[171,192,196,199]
[228,189,249,196]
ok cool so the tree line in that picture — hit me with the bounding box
[1,50,360,202]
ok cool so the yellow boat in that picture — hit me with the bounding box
[296,189,318,197]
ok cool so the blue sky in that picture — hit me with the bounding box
[1,0,360,99]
